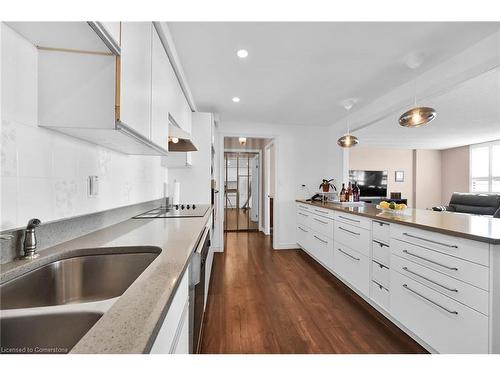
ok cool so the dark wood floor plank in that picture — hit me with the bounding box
[201,232,427,354]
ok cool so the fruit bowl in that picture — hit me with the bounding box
[376,201,410,216]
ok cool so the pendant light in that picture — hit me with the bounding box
[399,54,437,128]
[337,99,359,148]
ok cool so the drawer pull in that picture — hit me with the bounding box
[376,221,389,227]
[402,267,458,292]
[373,260,389,269]
[314,209,329,215]
[373,239,389,248]
[298,226,308,233]
[313,217,329,224]
[372,280,388,291]
[298,212,309,217]
[338,226,360,236]
[314,235,328,244]
[402,250,458,271]
[338,215,360,223]
[337,248,360,261]
[402,232,458,249]
[402,284,458,315]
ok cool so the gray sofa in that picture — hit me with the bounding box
[432,192,500,218]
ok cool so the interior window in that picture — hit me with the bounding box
[470,141,500,193]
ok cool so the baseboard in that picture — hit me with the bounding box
[273,242,299,250]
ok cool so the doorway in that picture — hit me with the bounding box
[224,151,260,232]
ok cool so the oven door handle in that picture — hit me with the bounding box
[191,226,210,286]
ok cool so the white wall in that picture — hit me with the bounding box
[217,120,343,249]
[0,23,166,231]
[441,145,470,204]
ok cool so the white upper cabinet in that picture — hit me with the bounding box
[119,22,152,139]
[99,22,121,46]
[151,29,170,149]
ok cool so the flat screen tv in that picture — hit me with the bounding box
[349,170,388,198]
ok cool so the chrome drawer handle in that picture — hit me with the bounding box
[373,260,389,269]
[0,234,14,240]
[298,227,308,233]
[313,235,328,244]
[337,248,360,261]
[338,226,360,236]
[298,212,309,217]
[375,221,389,227]
[403,284,458,315]
[314,209,329,215]
[373,240,389,248]
[402,232,458,249]
[338,215,360,223]
[402,267,458,292]
[372,280,388,291]
[299,205,309,210]
[313,217,329,224]
[402,250,458,271]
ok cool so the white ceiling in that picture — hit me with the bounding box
[353,67,500,149]
[168,22,500,129]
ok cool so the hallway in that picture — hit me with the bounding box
[200,232,426,354]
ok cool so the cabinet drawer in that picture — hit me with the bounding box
[391,254,489,315]
[391,239,489,291]
[390,270,488,353]
[334,212,371,230]
[371,281,390,311]
[310,206,334,220]
[334,221,370,257]
[309,214,334,239]
[372,220,390,245]
[296,203,312,212]
[296,209,311,227]
[296,225,311,249]
[372,260,390,289]
[334,242,369,296]
[391,224,489,266]
[309,230,334,272]
[372,240,391,266]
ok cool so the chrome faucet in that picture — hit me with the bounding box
[23,218,41,259]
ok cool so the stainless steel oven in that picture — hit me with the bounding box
[189,225,210,353]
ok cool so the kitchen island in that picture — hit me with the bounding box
[295,199,500,353]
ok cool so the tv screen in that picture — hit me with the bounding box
[349,170,388,198]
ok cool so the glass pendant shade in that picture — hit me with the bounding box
[399,106,437,128]
[337,134,359,148]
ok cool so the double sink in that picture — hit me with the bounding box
[0,250,159,354]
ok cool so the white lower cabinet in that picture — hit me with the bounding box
[333,242,369,296]
[150,269,189,354]
[390,269,488,353]
[371,281,390,311]
[309,230,334,272]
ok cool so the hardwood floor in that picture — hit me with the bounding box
[200,231,427,354]
[224,208,259,231]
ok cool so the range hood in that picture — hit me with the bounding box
[168,114,198,152]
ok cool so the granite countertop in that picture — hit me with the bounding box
[296,199,500,244]
[0,209,211,353]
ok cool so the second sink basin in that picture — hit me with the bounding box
[0,251,159,310]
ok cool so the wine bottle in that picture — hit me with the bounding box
[340,183,346,202]
[353,182,360,202]
[347,182,353,202]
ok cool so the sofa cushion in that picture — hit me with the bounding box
[494,207,500,219]
[449,193,500,216]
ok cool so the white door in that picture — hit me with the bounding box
[250,155,259,223]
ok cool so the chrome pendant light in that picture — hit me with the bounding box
[399,53,436,128]
[337,99,359,148]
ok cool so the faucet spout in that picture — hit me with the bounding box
[23,218,41,259]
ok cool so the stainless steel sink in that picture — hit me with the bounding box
[0,251,159,310]
[0,312,103,354]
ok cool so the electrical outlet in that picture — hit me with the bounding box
[88,176,99,197]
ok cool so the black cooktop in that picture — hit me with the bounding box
[133,204,210,219]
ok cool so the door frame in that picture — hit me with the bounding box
[217,134,279,251]
[223,148,262,232]
[263,141,274,236]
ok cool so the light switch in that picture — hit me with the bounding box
[88,176,99,197]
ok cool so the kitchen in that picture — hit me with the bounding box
[1,0,500,373]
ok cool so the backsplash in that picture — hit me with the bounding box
[0,23,167,232]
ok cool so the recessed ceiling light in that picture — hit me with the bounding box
[236,49,248,58]
[232,97,240,103]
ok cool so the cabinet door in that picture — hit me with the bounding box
[119,22,152,139]
[151,29,170,148]
[172,301,190,354]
